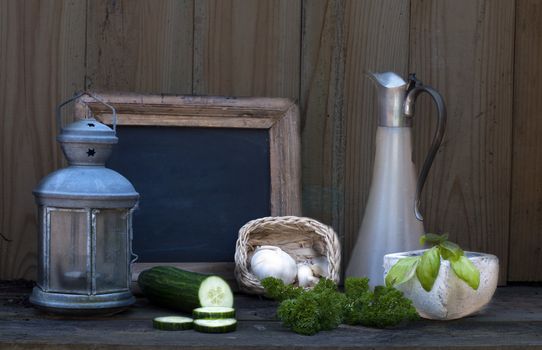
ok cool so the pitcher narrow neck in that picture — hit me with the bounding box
[376,88,411,127]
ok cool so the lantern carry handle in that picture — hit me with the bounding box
[56,91,118,135]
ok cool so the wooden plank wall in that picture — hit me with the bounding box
[509,0,542,281]
[1,0,540,282]
[409,0,515,283]
[0,0,86,279]
[300,0,344,236]
[193,0,300,98]
[86,0,194,94]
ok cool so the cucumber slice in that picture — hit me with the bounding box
[198,276,234,308]
[193,318,237,333]
[153,316,194,331]
[193,306,236,319]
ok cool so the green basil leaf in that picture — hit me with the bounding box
[420,233,449,246]
[385,256,420,287]
[416,247,441,291]
[439,240,464,261]
[450,255,480,290]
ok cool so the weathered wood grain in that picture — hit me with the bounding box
[300,0,345,240]
[269,104,302,216]
[77,92,295,118]
[342,0,410,268]
[410,0,515,283]
[2,283,542,349]
[509,0,542,281]
[0,0,86,279]
[193,0,301,99]
[86,0,193,94]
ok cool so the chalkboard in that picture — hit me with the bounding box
[77,93,301,277]
[107,125,271,263]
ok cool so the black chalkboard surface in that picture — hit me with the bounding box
[107,125,271,263]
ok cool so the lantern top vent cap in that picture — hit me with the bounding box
[57,118,118,144]
[56,91,118,145]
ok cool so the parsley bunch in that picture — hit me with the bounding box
[343,278,419,328]
[261,276,418,336]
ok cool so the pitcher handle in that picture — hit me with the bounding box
[404,75,447,221]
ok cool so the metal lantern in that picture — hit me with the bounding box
[30,92,139,314]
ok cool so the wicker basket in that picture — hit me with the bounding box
[234,216,341,294]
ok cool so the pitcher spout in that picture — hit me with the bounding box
[367,71,407,89]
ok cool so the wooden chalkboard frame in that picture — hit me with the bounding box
[74,93,301,285]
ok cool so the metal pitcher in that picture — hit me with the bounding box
[345,72,447,286]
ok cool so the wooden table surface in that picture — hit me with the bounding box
[0,281,541,350]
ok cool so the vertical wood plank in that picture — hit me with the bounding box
[193,0,301,99]
[0,0,86,279]
[269,104,302,216]
[86,0,193,94]
[300,0,345,234]
[509,0,542,281]
[410,0,515,283]
[342,0,410,266]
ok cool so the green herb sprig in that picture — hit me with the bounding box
[261,277,418,336]
[342,277,419,328]
[385,233,480,292]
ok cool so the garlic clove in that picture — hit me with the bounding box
[297,263,319,288]
[310,256,330,277]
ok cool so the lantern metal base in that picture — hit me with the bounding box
[29,287,135,316]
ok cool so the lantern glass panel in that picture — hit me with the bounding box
[94,209,129,293]
[37,206,45,289]
[49,209,89,293]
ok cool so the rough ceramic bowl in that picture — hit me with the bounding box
[383,250,499,320]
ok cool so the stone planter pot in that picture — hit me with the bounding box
[383,250,499,320]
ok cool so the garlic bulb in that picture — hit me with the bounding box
[250,245,297,285]
[297,263,319,288]
[310,256,330,277]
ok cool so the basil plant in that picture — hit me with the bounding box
[385,233,480,292]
